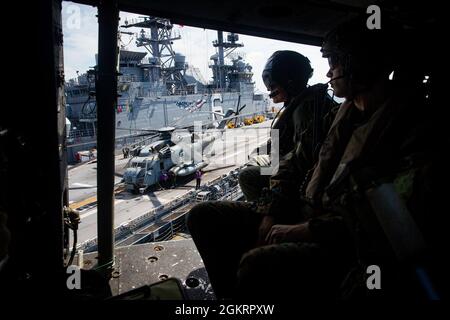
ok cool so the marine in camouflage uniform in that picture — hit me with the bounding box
[304,18,447,299]
[187,52,338,299]
[236,17,445,300]
[238,51,336,202]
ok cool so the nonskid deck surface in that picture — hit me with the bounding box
[78,239,215,299]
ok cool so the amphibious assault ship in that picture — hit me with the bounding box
[65,16,269,163]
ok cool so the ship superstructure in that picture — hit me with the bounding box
[65,16,269,163]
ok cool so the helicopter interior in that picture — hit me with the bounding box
[0,0,445,303]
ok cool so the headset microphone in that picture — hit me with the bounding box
[327,74,346,84]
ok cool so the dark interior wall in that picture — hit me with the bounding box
[72,0,442,45]
[1,0,66,294]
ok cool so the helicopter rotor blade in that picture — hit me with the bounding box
[116,127,160,133]
[202,164,236,173]
[234,95,241,126]
[235,95,241,114]
[238,104,247,114]
[123,155,135,168]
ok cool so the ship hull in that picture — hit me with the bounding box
[66,89,267,163]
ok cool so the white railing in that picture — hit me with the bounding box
[78,166,245,252]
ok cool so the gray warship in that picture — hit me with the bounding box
[65,16,269,163]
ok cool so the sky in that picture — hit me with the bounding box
[62,2,330,93]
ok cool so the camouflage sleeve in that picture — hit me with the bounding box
[266,87,339,220]
[262,100,317,221]
[305,101,353,203]
[269,99,316,197]
[269,151,305,198]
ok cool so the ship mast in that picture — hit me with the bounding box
[212,31,244,90]
[121,16,187,94]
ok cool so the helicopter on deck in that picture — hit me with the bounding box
[120,100,269,193]
[122,126,217,193]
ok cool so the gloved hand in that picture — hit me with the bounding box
[254,187,290,246]
[265,222,312,245]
